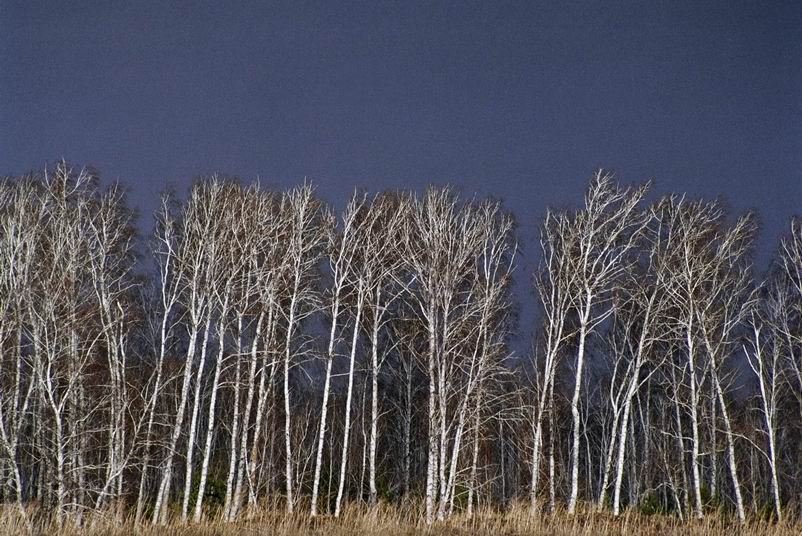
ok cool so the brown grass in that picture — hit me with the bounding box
[2,502,799,536]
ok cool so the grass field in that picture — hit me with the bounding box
[2,502,800,535]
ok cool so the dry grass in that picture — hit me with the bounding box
[2,502,799,535]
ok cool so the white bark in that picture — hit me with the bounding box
[181,309,214,521]
[334,283,365,517]
[567,306,590,514]
[310,284,339,515]
[194,291,231,522]
[229,307,266,519]
[368,286,381,507]
[152,320,200,524]
[283,290,298,513]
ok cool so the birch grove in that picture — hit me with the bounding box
[2,161,802,529]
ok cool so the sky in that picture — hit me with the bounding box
[2,1,801,351]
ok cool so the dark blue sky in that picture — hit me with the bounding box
[2,1,800,347]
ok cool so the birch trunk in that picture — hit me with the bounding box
[425,314,438,525]
[368,286,381,507]
[466,387,482,518]
[152,336,194,523]
[311,297,340,516]
[194,294,230,522]
[181,310,214,521]
[568,307,590,515]
[334,287,364,517]
[687,326,704,519]
[283,290,298,513]
[222,314,244,519]
[712,372,745,523]
[612,374,638,515]
[229,306,267,517]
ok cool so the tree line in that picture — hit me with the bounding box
[1,161,801,528]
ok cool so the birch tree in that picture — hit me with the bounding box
[193,183,243,522]
[0,177,43,528]
[279,184,327,513]
[134,194,182,522]
[657,196,754,520]
[745,278,787,520]
[362,193,408,508]
[562,172,649,514]
[606,214,671,515]
[402,188,515,523]
[310,193,365,516]
[153,180,221,524]
[530,208,575,512]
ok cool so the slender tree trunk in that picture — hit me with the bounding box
[597,409,620,511]
[230,307,267,518]
[568,309,590,515]
[436,303,451,521]
[712,372,745,523]
[283,291,299,513]
[709,389,717,499]
[425,314,438,525]
[613,374,638,515]
[181,310,214,521]
[194,297,230,522]
[768,425,781,521]
[548,380,556,513]
[530,415,544,512]
[334,289,364,517]
[0,411,30,529]
[444,401,468,516]
[223,314,244,519]
[685,325,704,519]
[402,360,413,499]
[136,304,171,522]
[466,389,482,518]
[368,286,381,507]
[246,314,278,511]
[53,410,66,527]
[530,360,555,513]
[311,298,340,516]
[753,349,782,520]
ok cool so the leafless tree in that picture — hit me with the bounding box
[278,184,327,513]
[530,208,575,512]
[3,161,799,530]
[744,278,786,521]
[656,195,754,521]
[554,171,649,514]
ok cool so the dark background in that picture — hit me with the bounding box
[2,1,800,353]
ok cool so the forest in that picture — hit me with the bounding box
[1,161,802,535]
